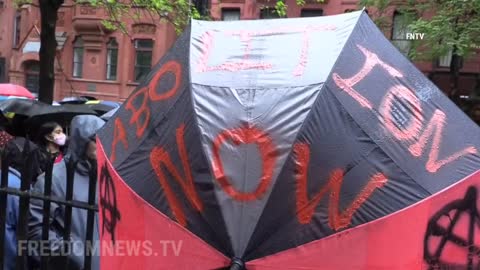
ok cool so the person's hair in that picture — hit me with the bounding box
[3,139,25,172]
[0,113,9,132]
[35,122,62,147]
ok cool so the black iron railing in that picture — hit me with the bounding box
[0,140,98,270]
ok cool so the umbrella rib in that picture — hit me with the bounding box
[151,119,235,257]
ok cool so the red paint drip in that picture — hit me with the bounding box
[379,85,424,141]
[355,45,403,81]
[408,110,478,173]
[148,61,182,101]
[225,24,337,37]
[333,46,403,111]
[149,124,203,227]
[125,87,150,138]
[196,31,215,73]
[197,24,337,74]
[294,143,388,230]
[344,45,403,86]
[292,31,310,77]
[239,30,253,60]
[211,125,278,201]
[206,62,273,72]
[328,172,388,231]
[110,118,128,163]
[333,73,373,109]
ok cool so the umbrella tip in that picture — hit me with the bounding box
[229,257,245,270]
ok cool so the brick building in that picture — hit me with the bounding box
[0,0,478,101]
[0,0,177,101]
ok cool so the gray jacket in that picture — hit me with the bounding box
[28,115,105,270]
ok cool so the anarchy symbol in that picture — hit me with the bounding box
[99,164,121,244]
[424,186,480,270]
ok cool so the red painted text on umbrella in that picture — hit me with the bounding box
[333,45,477,173]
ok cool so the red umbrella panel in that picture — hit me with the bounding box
[0,84,35,99]
[96,11,480,269]
[246,170,480,270]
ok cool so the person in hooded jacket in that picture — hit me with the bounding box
[28,115,104,270]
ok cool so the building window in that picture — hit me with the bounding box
[391,11,411,56]
[13,11,21,47]
[106,38,118,80]
[0,57,6,83]
[24,61,40,97]
[134,39,153,82]
[260,8,280,19]
[222,8,241,21]
[72,37,84,78]
[301,9,323,17]
[438,49,453,68]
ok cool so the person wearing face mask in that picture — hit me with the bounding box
[35,122,67,164]
[28,115,104,270]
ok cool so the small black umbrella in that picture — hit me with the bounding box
[0,99,98,136]
[59,96,88,105]
[0,99,51,117]
[100,107,119,121]
[86,103,116,115]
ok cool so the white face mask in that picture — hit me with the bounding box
[53,133,67,146]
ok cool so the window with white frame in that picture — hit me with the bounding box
[438,49,453,68]
[106,38,118,80]
[72,37,84,78]
[134,39,153,82]
[391,11,411,56]
[13,11,21,47]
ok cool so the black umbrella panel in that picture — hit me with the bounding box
[24,104,97,132]
[0,99,51,117]
[0,99,97,136]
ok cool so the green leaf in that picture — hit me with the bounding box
[275,1,287,17]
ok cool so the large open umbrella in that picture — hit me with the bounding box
[0,99,51,117]
[24,103,97,129]
[83,100,118,115]
[59,96,88,105]
[96,11,480,270]
[0,84,35,99]
[99,101,121,108]
[0,99,96,120]
[0,99,97,135]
